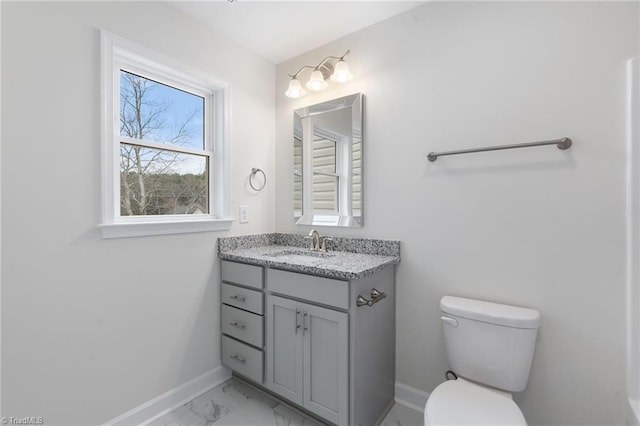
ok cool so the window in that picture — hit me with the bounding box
[119,70,209,216]
[293,134,303,217]
[100,32,231,238]
[311,129,339,213]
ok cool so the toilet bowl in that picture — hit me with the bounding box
[423,296,540,426]
[424,378,526,426]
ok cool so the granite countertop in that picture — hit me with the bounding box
[218,233,400,280]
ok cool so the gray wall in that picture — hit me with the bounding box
[276,2,639,425]
[1,2,275,424]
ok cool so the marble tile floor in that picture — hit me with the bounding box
[148,377,423,426]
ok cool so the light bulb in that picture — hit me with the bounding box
[306,70,328,91]
[330,60,353,83]
[285,78,306,98]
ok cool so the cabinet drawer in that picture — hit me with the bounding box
[221,304,263,348]
[222,283,263,315]
[267,269,349,310]
[222,335,263,384]
[221,260,263,289]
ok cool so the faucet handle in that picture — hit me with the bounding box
[304,235,315,250]
[320,237,333,252]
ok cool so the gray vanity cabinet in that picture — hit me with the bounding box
[265,294,348,425]
[220,257,396,426]
[264,295,301,403]
[302,303,349,423]
[220,261,265,384]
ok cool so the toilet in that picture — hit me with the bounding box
[424,296,541,426]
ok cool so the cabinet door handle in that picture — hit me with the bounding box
[303,312,309,335]
[230,354,246,363]
[295,309,301,334]
[230,295,246,303]
[230,321,246,330]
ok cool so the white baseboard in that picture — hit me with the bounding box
[104,365,232,426]
[395,382,429,414]
[104,372,426,425]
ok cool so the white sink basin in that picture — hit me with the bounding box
[265,249,335,261]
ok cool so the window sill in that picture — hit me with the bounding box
[99,218,234,239]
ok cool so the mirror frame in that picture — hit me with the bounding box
[293,93,363,227]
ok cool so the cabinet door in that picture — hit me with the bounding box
[302,303,348,425]
[265,295,303,405]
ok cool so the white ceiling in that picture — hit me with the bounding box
[171,1,424,64]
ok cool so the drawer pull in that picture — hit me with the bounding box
[295,309,301,334]
[230,321,246,329]
[230,354,246,363]
[229,295,246,303]
[303,312,309,335]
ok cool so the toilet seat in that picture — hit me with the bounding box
[424,379,527,426]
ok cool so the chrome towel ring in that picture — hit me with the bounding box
[249,167,266,191]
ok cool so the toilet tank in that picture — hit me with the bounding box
[440,296,541,392]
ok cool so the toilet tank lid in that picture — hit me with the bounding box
[440,296,540,329]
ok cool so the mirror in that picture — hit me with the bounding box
[293,93,363,227]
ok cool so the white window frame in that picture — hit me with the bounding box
[99,31,232,238]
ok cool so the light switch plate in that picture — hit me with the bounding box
[239,205,249,224]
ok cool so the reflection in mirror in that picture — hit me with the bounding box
[293,93,363,227]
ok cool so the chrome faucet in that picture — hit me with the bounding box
[306,229,321,251]
[305,229,333,252]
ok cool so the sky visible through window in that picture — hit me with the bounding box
[119,70,206,175]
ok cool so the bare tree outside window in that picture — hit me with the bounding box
[119,71,209,216]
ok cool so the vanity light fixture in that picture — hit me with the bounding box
[285,50,353,99]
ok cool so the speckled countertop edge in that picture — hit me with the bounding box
[218,233,400,280]
[218,233,400,256]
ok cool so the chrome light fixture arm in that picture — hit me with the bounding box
[289,65,317,80]
[288,50,350,79]
[285,50,352,98]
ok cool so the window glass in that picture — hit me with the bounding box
[312,174,338,212]
[293,136,303,214]
[119,70,204,149]
[311,133,338,213]
[312,135,337,173]
[120,143,209,216]
[352,135,362,213]
[118,69,209,218]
